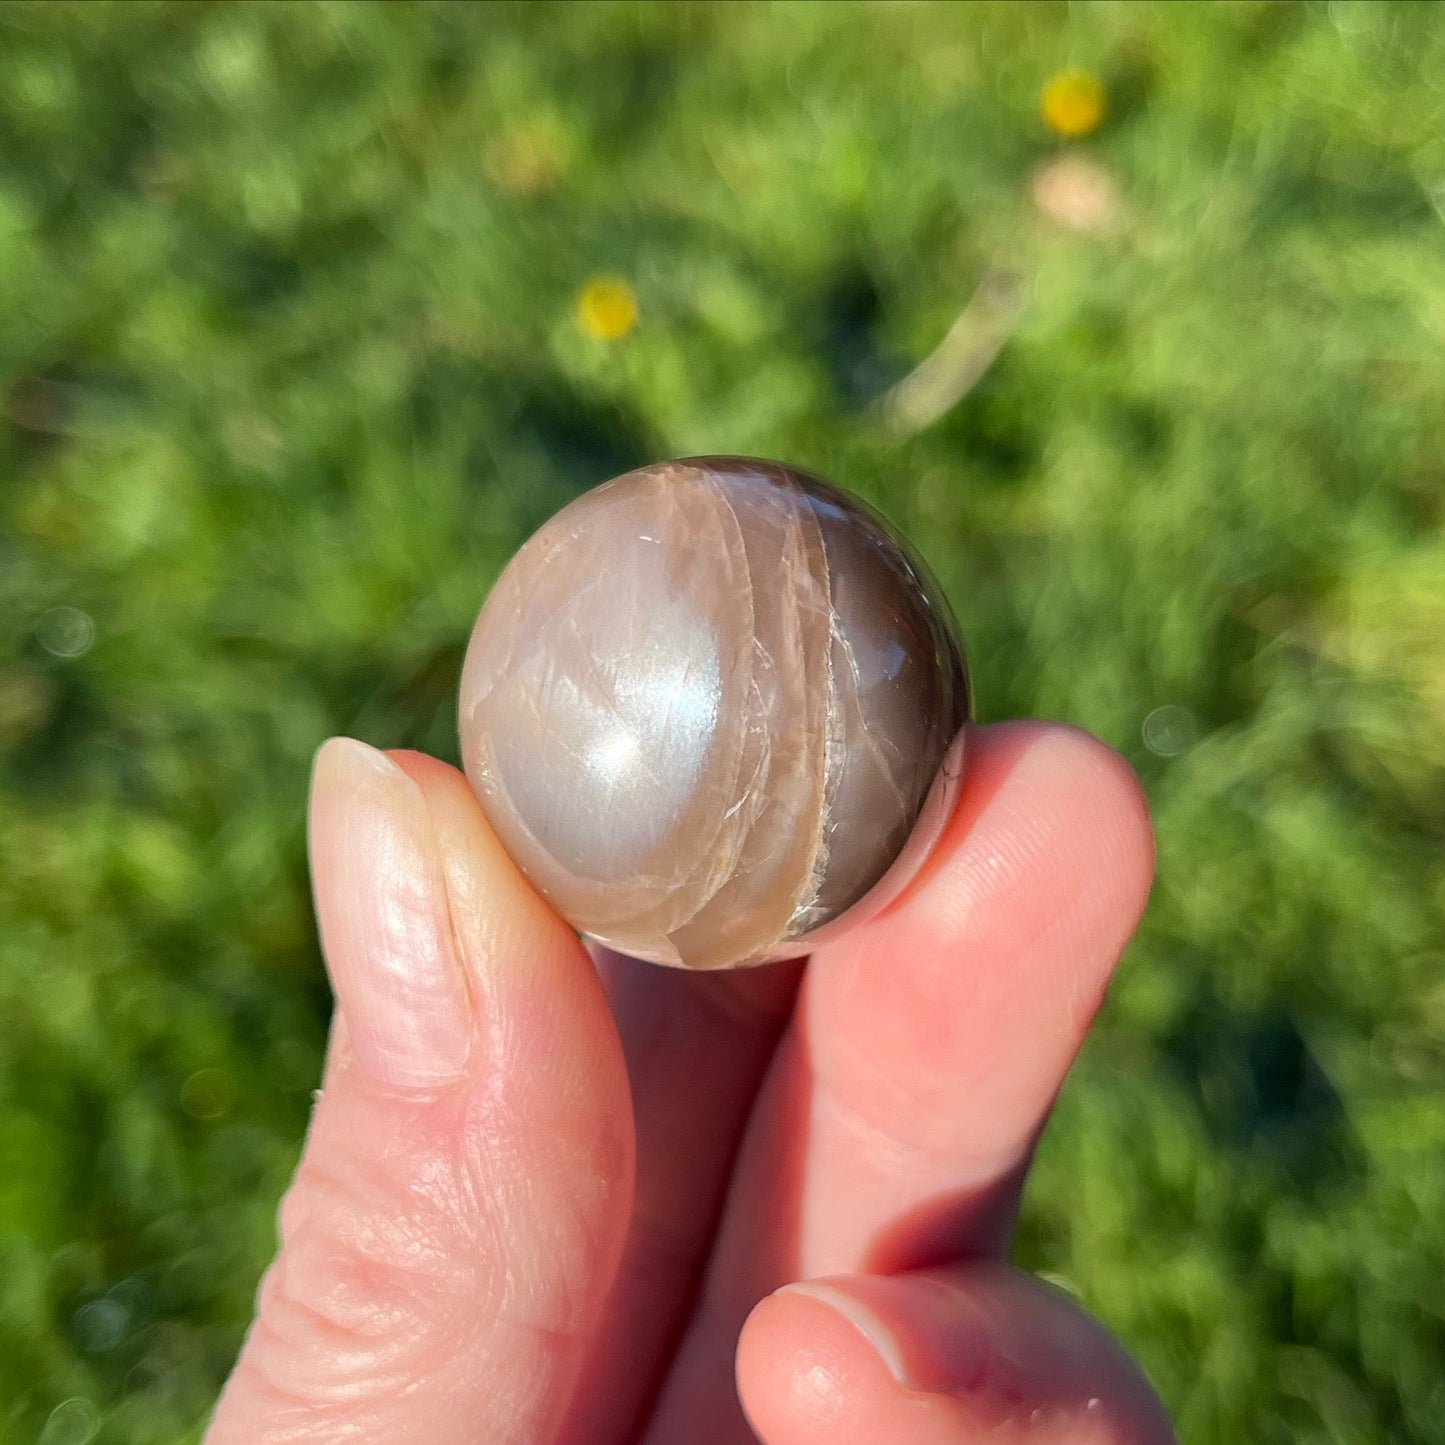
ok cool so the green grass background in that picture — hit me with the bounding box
[2,3,1443,1441]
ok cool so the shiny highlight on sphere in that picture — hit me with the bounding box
[459,457,971,969]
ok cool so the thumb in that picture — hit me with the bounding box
[208,741,634,1444]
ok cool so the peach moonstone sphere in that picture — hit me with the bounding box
[458,457,970,970]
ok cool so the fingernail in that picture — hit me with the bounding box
[309,738,471,1091]
[777,1282,915,1387]
[777,1278,994,1395]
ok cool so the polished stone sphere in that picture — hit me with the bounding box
[458,457,970,969]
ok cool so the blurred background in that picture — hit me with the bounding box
[1,3,1442,1442]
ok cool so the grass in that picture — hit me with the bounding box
[2,3,1443,1441]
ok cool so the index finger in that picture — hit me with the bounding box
[799,720,1156,1270]
[644,721,1155,1441]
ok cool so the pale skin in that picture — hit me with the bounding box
[208,720,1177,1445]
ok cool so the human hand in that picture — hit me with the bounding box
[208,721,1174,1444]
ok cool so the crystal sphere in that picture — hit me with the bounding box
[458,456,970,969]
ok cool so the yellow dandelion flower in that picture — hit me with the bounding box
[485,118,567,195]
[1040,69,1107,139]
[576,276,638,342]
